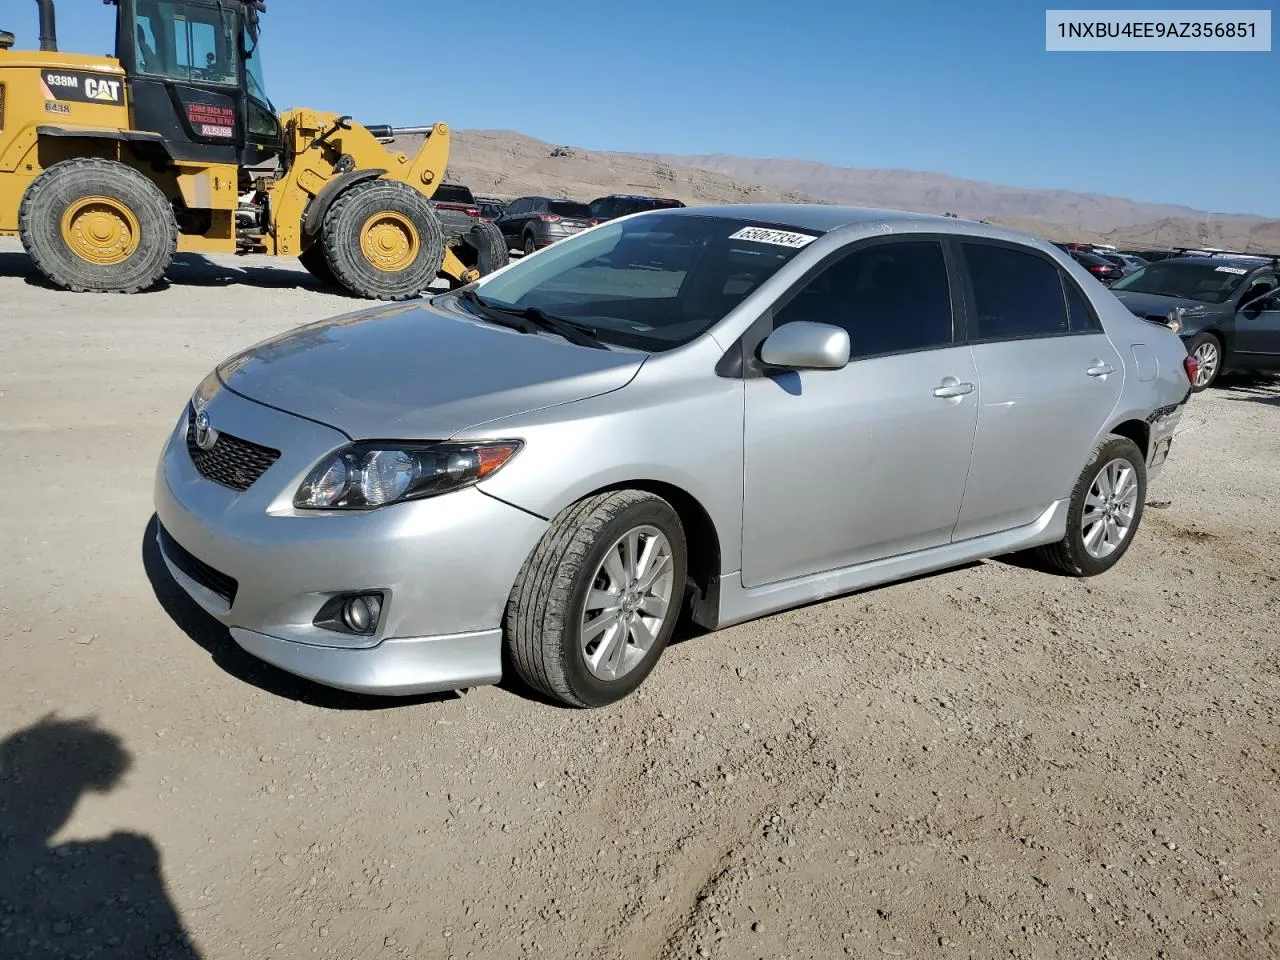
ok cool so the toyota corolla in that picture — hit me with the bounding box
[153,205,1195,708]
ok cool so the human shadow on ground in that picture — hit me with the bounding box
[0,715,201,960]
[140,514,466,710]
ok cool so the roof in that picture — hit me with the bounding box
[660,203,1012,236]
[1166,255,1276,270]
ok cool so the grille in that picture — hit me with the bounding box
[186,415,281,492]
[157,523,239,604]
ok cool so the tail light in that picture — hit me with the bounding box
[539,213,561,223]
[1183,354,1200,385]
[588,219,599,227]
[464,207,479,218]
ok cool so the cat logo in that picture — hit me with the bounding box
[84,78,122,102]
[39,70,124,105]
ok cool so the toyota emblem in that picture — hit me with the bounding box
[194,410,219,451]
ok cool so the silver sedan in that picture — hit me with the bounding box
[153,205,1195,707]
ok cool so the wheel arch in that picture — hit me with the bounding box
[1106,417,1150,459]
[300,168,388,238]
[575,478,722,631]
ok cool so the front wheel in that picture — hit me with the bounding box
[1186,333,1222,392]
[1034,435,1147,577]
[505,490,688,708]
[321,179,445,300]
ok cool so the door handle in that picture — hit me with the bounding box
[1087,363,1115,377]
[933,380,975,398]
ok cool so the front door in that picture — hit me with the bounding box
[741,238,979,588]
[952,241,1124,541]
[1233,278,1280,369]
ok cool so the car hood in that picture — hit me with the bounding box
[215,300,645,440]
[1111,290,1219,321]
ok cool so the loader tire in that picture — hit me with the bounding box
[298,243,337,288]
[19,158,177,293]
[321,179,444,300]
[448,220,510,287]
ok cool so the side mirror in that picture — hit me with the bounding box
[759,321,850,371]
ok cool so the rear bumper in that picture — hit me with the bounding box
[1145,397,1188,480]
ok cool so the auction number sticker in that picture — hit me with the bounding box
[1215,266,1249,274]
[729,227,818,249]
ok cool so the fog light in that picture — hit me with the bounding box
[342,594,382,634]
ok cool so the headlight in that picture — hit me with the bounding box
[190,370,221,413]
[1165,307,1185,334]
[294,440,523,509]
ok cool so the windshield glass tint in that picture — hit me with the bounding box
[243,29,269,103]
[133,1,238,85]
[467,213,820,352]
[1110,261,1251,304]
[548,201,593,219]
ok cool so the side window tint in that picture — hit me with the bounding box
[773,240,953,357]
[1062,272,1100,332]
[963,243,1069,340]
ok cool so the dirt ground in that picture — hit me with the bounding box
[1,237,1277,960]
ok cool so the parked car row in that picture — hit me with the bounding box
[431,185,687,256]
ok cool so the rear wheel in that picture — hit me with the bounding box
[505,490,688,708]
[1186,333,1222,392]
[523,233,537,257]
[1034,435,1146,577]
[321,180,444,300]
[19,158,176,293]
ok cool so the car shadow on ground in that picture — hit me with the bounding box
[140,515,461,711]
[0,715,202,959]
[1215,372,1280,407]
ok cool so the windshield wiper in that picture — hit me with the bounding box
[456,290,610,350]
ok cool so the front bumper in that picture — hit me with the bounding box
[152,385,548,696]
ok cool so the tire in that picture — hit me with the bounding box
[1034,435,1146,577]
[463,220,511,277]
[18,158,177,293]
[523,233,537,257]
[1185,332,1222,392]
[505,490,688,708]
[298,243,337,287]
[320,179,445,300]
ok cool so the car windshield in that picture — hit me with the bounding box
[1110,260,1252,304]
[548,201,593,218]
[459,213,821,352]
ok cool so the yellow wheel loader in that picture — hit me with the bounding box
[0,0,508,299]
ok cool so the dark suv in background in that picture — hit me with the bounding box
[494,197,596,255]
[589,194,686,222]
[430,183,481,241]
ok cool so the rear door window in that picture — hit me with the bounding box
[961,242,1070,340]
[773,240,955,358]
[1062,272,1101,332]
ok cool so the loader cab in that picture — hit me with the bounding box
[110,0,281,169]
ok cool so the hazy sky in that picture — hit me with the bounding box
[41,0,1280,215]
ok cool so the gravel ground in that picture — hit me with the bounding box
[1,238,1277,960]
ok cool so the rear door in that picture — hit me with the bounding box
[952,241,1124,541]
[740,237,979,587]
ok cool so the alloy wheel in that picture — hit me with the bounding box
[1081,458,1139,559]
[579,525,675,681]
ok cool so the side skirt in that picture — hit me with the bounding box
[714,499,1069,630]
